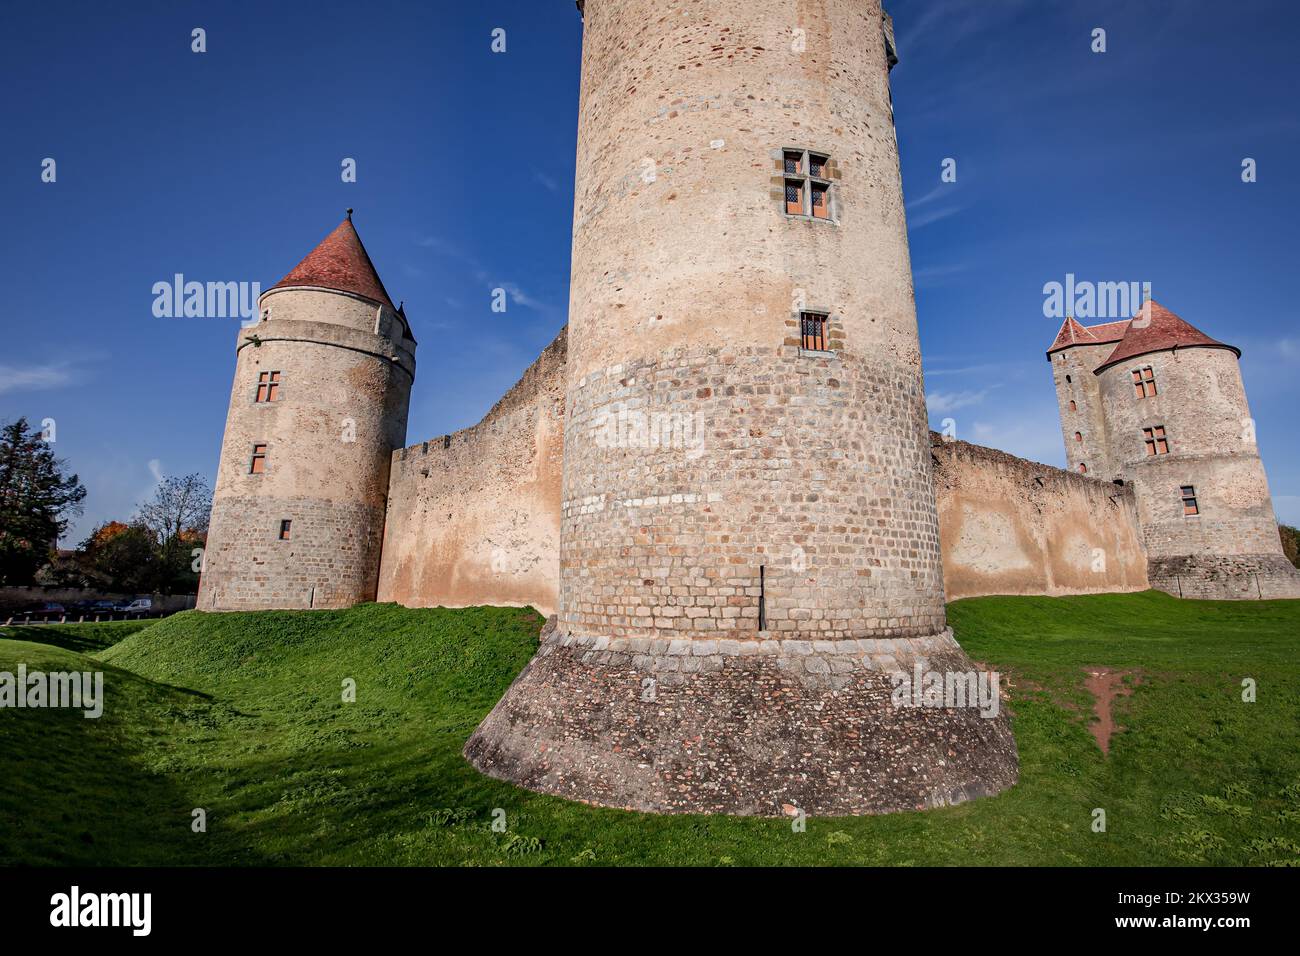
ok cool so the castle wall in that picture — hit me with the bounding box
[556,0,945,643]
[198,291,414,610]
[376,331,566,615]
[1096,345,1300,599]
[1051,342,1114,478]
[931,434,1149,600]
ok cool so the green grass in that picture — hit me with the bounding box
[1,592,1298,866]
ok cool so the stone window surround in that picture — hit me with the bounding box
[1142,424,1170,457]
[790,305,840,356]
[777,146,838,224]
[248,441,270,475]
[251,369,283,405]
[1132,363,1158,399]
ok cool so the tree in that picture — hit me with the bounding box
[78,521,158,593]
[133,473,211,593]
[1281,524,1300,570]
[0,418,86,585]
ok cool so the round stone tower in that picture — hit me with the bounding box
[1094,302,1300,599]
[198,213,416,610]
[465,0,1018,815]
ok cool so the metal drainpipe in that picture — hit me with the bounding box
[758,565,766,632]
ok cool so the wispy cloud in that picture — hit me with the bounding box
[908,203,965,229]
[532,168,560,193]
[926,387,994,414]
[0,362,80,395]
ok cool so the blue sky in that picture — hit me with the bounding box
[2,0,1297,545]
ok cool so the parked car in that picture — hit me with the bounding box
[87,600,118,614]
[28,602,65,617]
[116,598,153,615]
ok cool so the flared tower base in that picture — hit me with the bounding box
[464,628,1019,816]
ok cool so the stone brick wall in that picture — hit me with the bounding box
[560,0,946,643]
[1098,346,1285,560]
[931,433,1149,600]
[376,331,566,615]
[1051,342,1114,477]
[198,289,414,610]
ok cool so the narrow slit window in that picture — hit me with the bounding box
[278,519,292,541]
[1142,425,1169,456]
[1181,485,1199,516]
[250,443,268,474]
[800,312,828,351]
[255,370,281,403]
[1133,365,1157,398]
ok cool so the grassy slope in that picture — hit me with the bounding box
[1,593,1298,866]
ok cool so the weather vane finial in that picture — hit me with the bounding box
[346,207,353,221]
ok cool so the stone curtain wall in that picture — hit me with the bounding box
[931,433,1149,600]
[376,331,566,615]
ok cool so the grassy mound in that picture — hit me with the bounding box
[2,593,1299,866]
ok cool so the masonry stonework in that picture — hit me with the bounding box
[196,4,1298,819]
[462,0,1020,815]
[198,218,416,610]
[1048,303,1300,600]
[932,434,1148,600]
[376,331,565,616]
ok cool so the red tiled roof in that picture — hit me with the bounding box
[1045,316,1130,359]
[270,215,395,309]
[1095,301,1239,374]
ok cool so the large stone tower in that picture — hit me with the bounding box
[1049,302,1300,599]
[465,0,1018,815]
[198,214,416,610]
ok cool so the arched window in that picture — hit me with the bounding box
[1078,462,1088,474]
[1074,431,1083,442]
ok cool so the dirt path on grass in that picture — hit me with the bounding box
[1083,668,1135,755]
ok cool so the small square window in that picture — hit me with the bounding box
[1181,485,1199,516]
[809,154,827,178]
[250,443,268,474]
[278,519,292,541]
[800,312,828,351]
[783,151,803,175]
[1142,425,1169,456]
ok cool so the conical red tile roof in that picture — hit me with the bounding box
[271,214,395,309]
[1045,316,1130,358]
[1095,301,1239,373]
